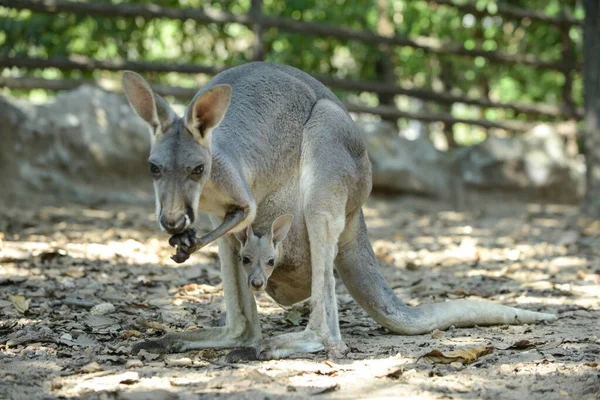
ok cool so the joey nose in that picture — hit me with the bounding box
[161,215,187,234]
[249,278,264,291]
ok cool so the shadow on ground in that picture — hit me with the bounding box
[0,195,599,399]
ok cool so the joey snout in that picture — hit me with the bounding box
[248,271,266,291]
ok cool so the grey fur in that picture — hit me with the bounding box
[122,63,556,360]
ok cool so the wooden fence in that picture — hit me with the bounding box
[0,0,583,137]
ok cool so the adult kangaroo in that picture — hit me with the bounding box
[122,62,556,361]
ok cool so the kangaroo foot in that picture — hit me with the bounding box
[225,346,259,363]
[225,329,326,362]
[132,336,177,355]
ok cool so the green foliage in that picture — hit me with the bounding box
[0,0,584,129]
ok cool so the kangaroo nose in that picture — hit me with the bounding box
[250,278,264,291]
[161,215,186,234]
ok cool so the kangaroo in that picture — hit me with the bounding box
[234,214,294,292]
[122,62,556,361]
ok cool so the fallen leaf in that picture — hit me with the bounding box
[497,340,541,350]
[120,330,143,339]
[10,295,30,314]
[376,365,404,379]
[81,362,103,373]
[284,310,302,326]
[309,383,340,395]
[423,346,494,365]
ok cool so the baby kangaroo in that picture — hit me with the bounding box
[234,215,294,292]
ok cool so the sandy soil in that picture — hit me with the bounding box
[0,196,598,400]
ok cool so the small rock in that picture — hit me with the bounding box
[160,309,192,325]
[431,329,445,339]
[165,357,192,367]
[138,349,161,361]
[125,359,143,369]
[450,362,464,371]
[90,303,116,316]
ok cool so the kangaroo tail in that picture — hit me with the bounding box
[335,210,556,335]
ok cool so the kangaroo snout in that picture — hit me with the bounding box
[160,214,188,234]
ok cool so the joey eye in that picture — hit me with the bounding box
[192,164,204,175]
[267,259,275,266]
[149,163,160,174]
[242,257,251,264]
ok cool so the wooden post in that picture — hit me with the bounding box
[561,9,578,156]
[375,0,397,124]
[583,0,600,216]
[250,0,264,61]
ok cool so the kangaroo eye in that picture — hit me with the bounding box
[149,163,160,174]
[242,257,251,264]
[267,259,275,266]
[192,164,204,175]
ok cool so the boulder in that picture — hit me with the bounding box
[357,120,449,197]
[0,86,153,206]
[455,124,584,203]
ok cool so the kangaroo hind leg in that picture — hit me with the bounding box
[226,99,354,361]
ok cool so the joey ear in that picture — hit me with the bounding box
[271,214,294,246]
[184,84,232,146]
[122,71,176,138]
[234,224,253,246]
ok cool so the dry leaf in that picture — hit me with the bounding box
[81,362,103,373]
[376,365,404,379]
[10,295,30,314]
[309,383,340,395]
[423,346,494,365]
[497,340,542,350]
[284,310,302,326]
[120,330,143,339]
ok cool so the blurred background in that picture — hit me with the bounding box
[2,2,600,399]
[0,0,589,208]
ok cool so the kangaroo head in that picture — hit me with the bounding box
[122,71,231,234]
[234,215,294,292]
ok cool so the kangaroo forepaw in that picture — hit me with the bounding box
[169,228,197,248]
[171,249,191,264]
[225,346,259,363]
[169,229,199,263]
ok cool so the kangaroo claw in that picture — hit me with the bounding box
[132,338,171,355]
[169,228,197,248]
[225,347,259,363]
[171,248,191,264]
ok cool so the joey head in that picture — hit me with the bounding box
[234,215,294,292]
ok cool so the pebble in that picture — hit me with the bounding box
[90,303,116,316]
[450,362,464,371]
[125,359,143,369]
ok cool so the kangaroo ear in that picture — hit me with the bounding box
[122,71,176,139]
[184,84,232,147]
[271,215,294,246]
[234,224,253,247]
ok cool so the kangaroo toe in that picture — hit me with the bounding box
[225,346,259,363]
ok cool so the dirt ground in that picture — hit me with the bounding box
[0,195,599,400]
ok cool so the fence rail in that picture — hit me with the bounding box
[2,0,580,71]
[427,0,582,27]
[0,0,583,138]
[0,75,577,137]
[0,55,582,120]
